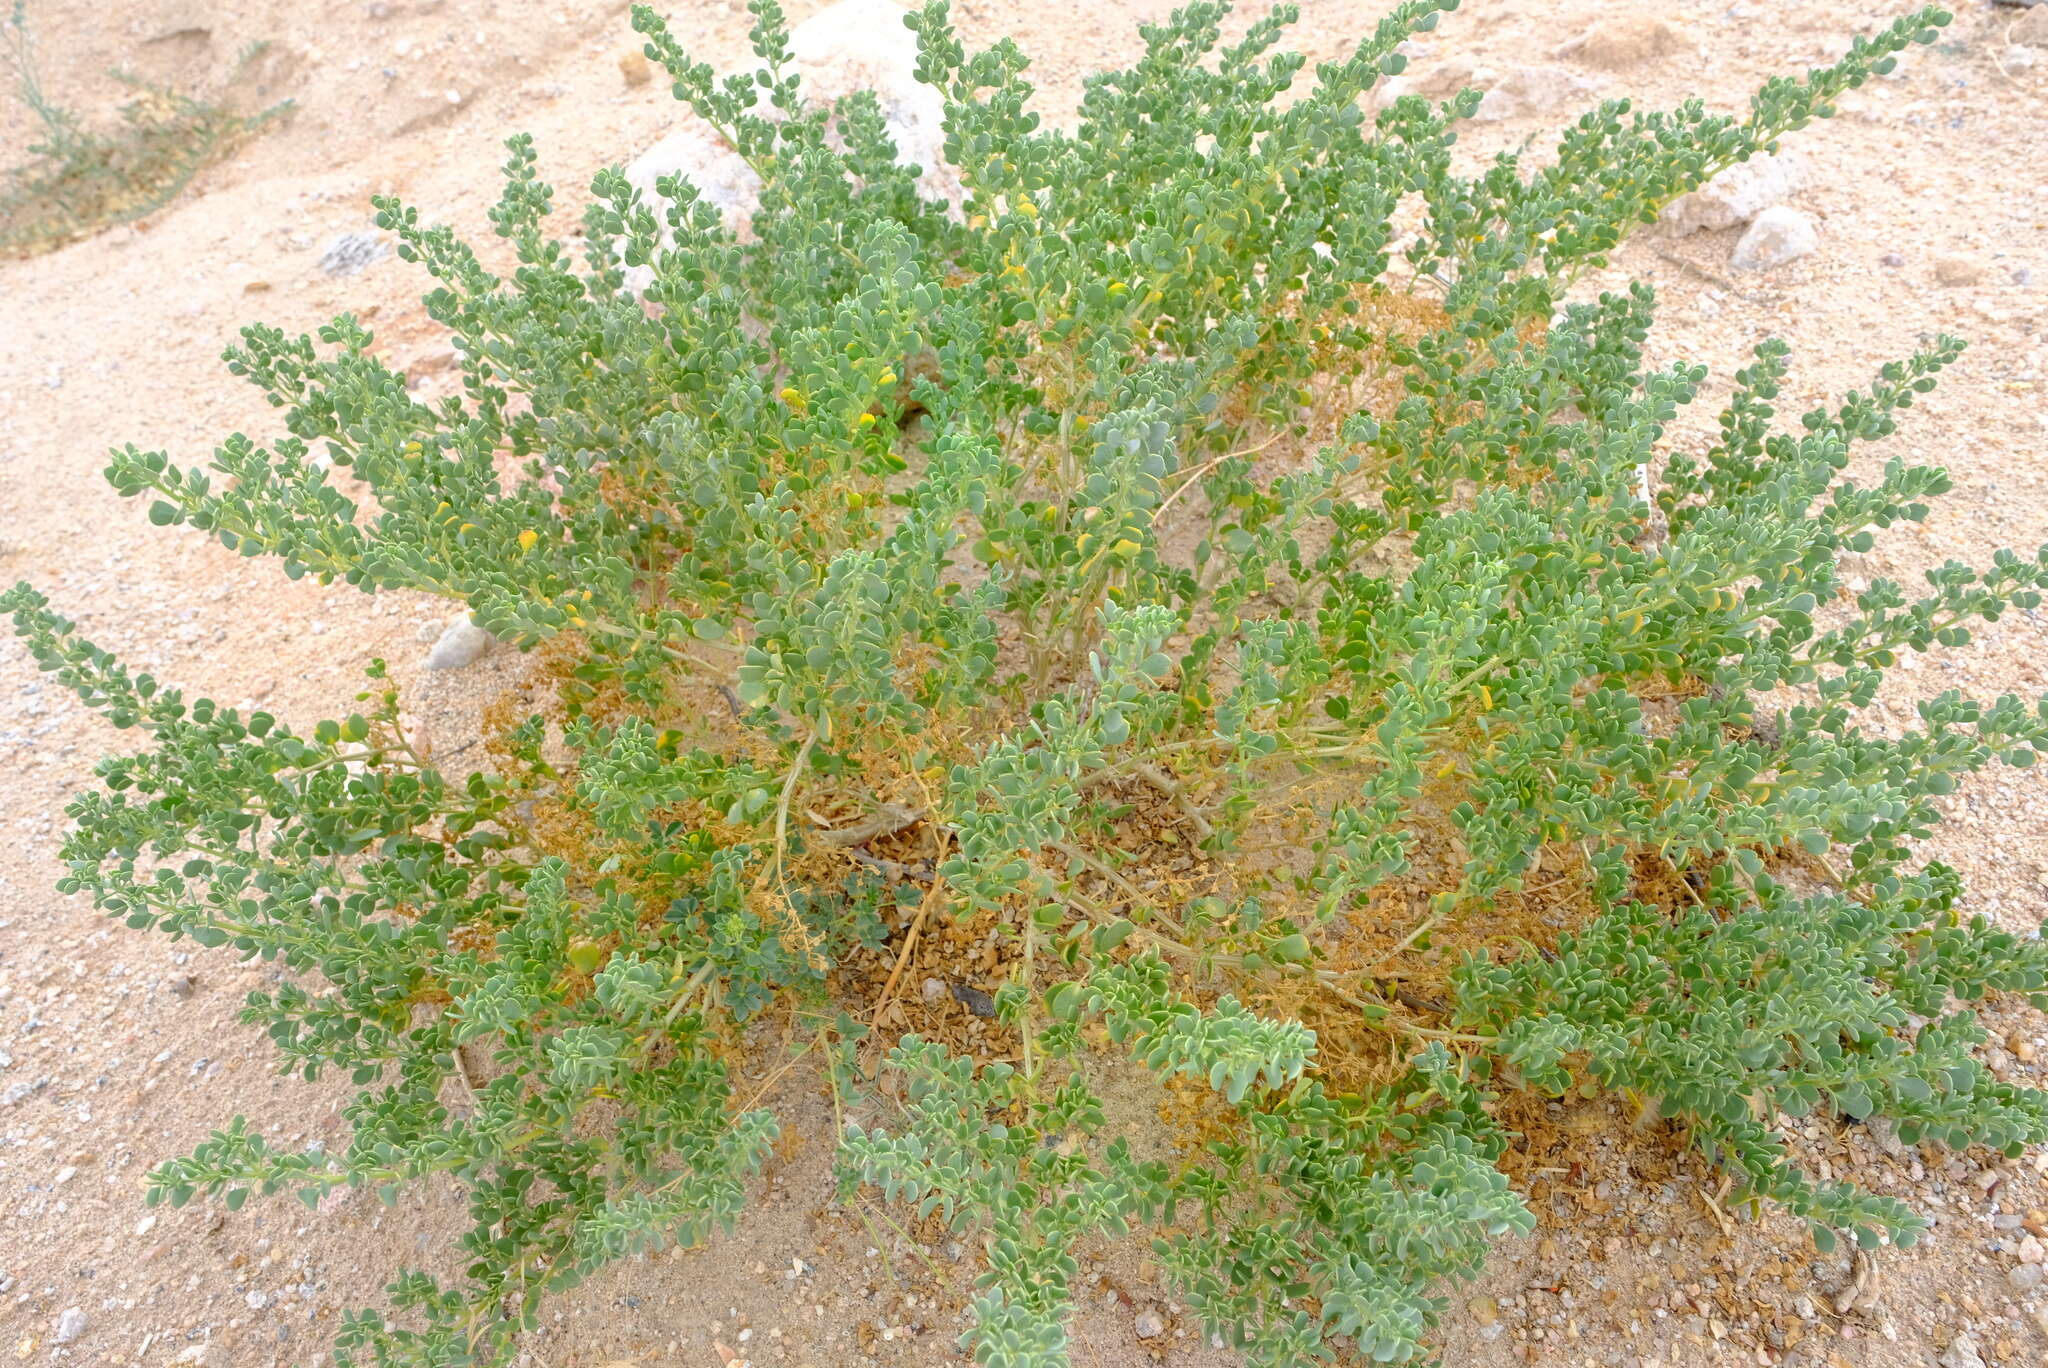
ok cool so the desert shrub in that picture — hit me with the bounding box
[0,1,290,258]
[10,1,2048,1364]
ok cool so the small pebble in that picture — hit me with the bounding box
[1940,1332,1988,1368]
[1933,254,1987,287]
[1736,205,1818,272]
[1133,1308,1165,1340]
[318,231,389,278]
[949,982,996,1018]
[53,1307,86,1344]
[424,615,494,670]
[1730,206,1817,271]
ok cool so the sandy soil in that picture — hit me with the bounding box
[1,0,2046,1365]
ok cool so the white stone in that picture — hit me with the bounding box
[1374,58,1495,109]
[788,0,953,204]
[1472,65,1600,123]
[619,0,957,291]
[2021,1234,2046,1264]
[622,119,765,238]
[318,231,388,278]
[53,1307,86,1344]
[1552,16,1693,70]
[2006,45,2041,73]
[1660,154,1805,237]
[1133,1308,1166,1339]
[1940,1333,1988,1368]
[1729,206,1817,272]
[423,614,494,670]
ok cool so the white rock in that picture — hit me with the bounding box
[622,119,765,238]
[1659,154,1805,237]
[1472,65,1600,123]
[2021,1233,2046,1264]
[1940,1333,1988,1368]
[1552,16,1694,70]
[1934,254,1988,288]
[53,1307,86,1344]
[423,614,494,670]
[1730,206,1817,272]
[1374,57,1495,109]
[788,0,953,202]
[2006,44,2041,72]
[2011,1263,2044,1293]
[170,1347,211,1367]
[318,231,388,278]
[620,0,957,290]
[1133,1308,1166,1339]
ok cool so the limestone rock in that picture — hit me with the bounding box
[1940,1334,1988,1368]
[1471,64,1601,122]
[1659,154,1805,237]
[788,0,954,203]
[619,0,957,291]
[622,118,765,235]
[318,231,388,277]
[423,614,494,670]
[1934,254,1989,287]
[1554,16,1694,70]
[1375,56,1495,108]
[1730,206,1817,272]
